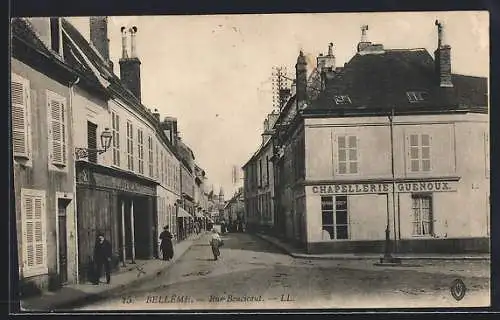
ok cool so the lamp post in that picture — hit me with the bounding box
[379,108,401,265]
[75,128,113,160]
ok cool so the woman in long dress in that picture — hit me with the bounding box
[159,225,174,261]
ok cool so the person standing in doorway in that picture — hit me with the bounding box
[159,225,174,261]
[93,233,112,285]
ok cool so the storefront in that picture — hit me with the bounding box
[305,178,489,254]
[75,161,157,283]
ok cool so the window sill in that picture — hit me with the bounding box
[410,235,436,239]
[22,266,48,279]
[49,163,68,172]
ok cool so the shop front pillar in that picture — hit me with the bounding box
[121,200,126,267]
[130,200,136,264]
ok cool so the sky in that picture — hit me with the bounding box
[65,11,489,198]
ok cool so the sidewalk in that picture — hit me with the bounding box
[256,233,491,261]
[20,231,209,312]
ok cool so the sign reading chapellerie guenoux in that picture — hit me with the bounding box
[310,181,458,195]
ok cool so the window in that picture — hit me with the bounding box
[321,196,349,240]
[87,121,98,163]
[47,90,67,167]
[409,134,431,172]
[160,151,165,184]
[266,156,270,186]
[50,18,61,54]
[111,111,120,166]
[411,194,433,236]
[334,95,351,105]
[259,159,263,187]
[11,73,31,159]
[137,128,144,174]
[406,91,428,103]
[148,136,154,177]
[337,135,358,174]
[21,189,47,277]
[155,144,160,180]
[126,121,134,171]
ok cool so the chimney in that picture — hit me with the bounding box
[162,117,178,145]
[317,42,336,73]
[434,20,453,88]
[89,17,113,70]
[357,25,372,52]
[152,108,160,121]
[119,26,142,101]
[295,50,308,109]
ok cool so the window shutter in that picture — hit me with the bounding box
[24,196,35,268]
[34,197,45,266]
[49,95,65,165]
[11,76,30,157]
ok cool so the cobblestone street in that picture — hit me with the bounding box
[74,233,490,310]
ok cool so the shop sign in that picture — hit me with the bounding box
[77,168,156,195]
[311,181,457,195]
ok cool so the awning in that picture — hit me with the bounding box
[177,207,192,218]
[195,211,204,218]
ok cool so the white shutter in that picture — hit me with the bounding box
[11,74,30,158]
[21,189,47,277]
[48,92,66,166]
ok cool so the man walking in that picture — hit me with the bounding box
[93,233,112,285]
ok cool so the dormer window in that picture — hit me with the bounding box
[406,91,429,103]
[334,95,351,105]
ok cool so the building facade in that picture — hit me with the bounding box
[11,16,210,292]
[12,18,80,294]
[268,22,489,254]
[242,112,278,233]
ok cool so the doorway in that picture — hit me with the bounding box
[57,198,71,284]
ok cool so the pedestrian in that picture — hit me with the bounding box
[159,225,174,261]
[209,228,223,261]
[93,233,112,285]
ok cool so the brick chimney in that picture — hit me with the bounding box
[119,26,142,101]
[295,50,308,109]
[161,117,178,144]
[89,16,113,71]
[317,42,336,73]
[357,25,372,52]
[152,108,160,121]
[434,20,453,88]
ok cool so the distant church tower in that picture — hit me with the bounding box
[219,187,224,204]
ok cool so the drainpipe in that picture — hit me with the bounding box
[69,75,80,283]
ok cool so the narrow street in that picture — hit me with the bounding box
[74,233,490,310]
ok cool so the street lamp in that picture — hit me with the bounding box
[379,108,402,265]
[75,128,113,160]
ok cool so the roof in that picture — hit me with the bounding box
[60,18,184,163]
[11,18,77,81]
[308,48,488,114]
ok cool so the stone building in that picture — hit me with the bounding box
[268,22,488,254]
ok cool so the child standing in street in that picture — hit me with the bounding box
[209,228,222,260]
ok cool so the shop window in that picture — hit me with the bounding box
[337,135,358,174]
[321,196,349,240]
[411,194,433,236]
[409,134,431,172]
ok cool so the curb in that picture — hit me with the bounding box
[42,233,207,311]
[255,233,491,262]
